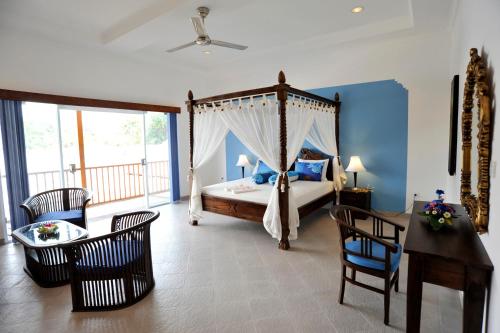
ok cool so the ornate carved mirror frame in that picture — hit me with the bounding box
[461,48,492,233]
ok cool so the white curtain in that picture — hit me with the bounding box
[306,109,347,191]
[189,106,229,221]
[219,95,315,240]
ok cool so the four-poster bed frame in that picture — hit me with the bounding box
[187,71,341,250]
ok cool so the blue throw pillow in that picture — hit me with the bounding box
[295,161,323,181]
[252,172,275,184]
[254,160,274,174]
[288,171,300,182]
[268,171,300,186]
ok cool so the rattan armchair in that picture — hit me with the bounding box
[21,188,91,229]
[61,210,159,311]
[330,205,405,325]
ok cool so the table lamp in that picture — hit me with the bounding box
[345,156,366,189]
[236,154,252,178]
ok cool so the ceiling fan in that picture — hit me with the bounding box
[166,6,248,53]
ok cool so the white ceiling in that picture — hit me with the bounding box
[0,0,456,71]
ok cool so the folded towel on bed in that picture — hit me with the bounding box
[224,184,257,194]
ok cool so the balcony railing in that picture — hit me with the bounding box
[24,160,170,206]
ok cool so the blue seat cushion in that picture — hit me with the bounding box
[35,210,83,224]
[76,240,143,269]
[345,240,402,272]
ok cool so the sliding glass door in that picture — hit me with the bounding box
[81,110,145,206]
[21,104,172,213]
[144,112,170,207]
[23,103,79,194]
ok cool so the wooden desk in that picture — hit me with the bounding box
[404,201,493,333]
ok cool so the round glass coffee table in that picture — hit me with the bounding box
[12,220,88,287]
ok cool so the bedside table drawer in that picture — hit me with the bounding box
[340,192,366,205]
[338,188,371,219]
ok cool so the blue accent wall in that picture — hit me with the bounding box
[226,131,258,180]
[225,80,408,212]
[167,113,180,202]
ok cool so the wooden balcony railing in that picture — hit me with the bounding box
[24,160,170,206]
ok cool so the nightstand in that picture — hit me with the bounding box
[339,187,372,219]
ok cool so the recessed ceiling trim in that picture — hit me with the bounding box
[101,0,183,45]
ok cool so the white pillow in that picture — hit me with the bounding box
[298,158,329,181]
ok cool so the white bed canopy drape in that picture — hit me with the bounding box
[217,95,315,240]
[187,74,343,247]
[189,107,229,221]
[306,108,347,191]
[188,94,344,240]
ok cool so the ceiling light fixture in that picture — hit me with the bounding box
[351,6,364,13]
[203,50,211,55]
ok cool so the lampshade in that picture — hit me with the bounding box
[236,154,251,167]
[345,156,366,172]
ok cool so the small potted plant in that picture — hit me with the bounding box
[419,189,456,231]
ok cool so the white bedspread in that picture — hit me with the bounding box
[202,177,334,207]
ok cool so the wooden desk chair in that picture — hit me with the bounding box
[330,205,405,325]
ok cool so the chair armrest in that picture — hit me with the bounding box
[81,190,92,209]
[367,210,405,231]
[20,195,40,222]
[339,221,399,253]
[111,211,159,232]
[71,188,92,210]
[19,204,35,222]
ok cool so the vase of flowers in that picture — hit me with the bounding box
[37,222,59,235]
[419,189,456,231]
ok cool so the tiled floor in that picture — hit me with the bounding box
[0,202,462,333]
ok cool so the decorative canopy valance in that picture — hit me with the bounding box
[193,94,337,114]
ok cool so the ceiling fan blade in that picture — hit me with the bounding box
[166,41,197,53]
[191,17,207,37]
[211,40,248,50]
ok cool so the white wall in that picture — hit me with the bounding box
[203,31,453,210]
[448,0,500,331]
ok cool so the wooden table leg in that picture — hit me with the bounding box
[406,254,423,333]
[463,267,488,333]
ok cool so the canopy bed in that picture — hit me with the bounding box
[187,71,346,250]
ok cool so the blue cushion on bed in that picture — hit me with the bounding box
[268,171,299,185]
[35,210,83,224]
[252,172,275,184]
[295,161,323,181]
[255,160,274,174]
[345,240,402,272]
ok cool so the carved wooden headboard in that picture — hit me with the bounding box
[297,148,334,181]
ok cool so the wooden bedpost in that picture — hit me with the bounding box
[187,90,198,226]
[277,71,290,250]
[334,92,341,157]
